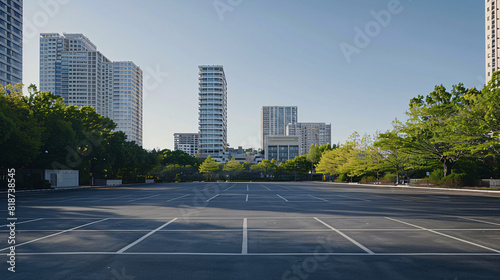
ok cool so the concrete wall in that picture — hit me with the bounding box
[482,179,500,188]
[44,170,79,188]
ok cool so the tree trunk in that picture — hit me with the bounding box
[442,158,453,177]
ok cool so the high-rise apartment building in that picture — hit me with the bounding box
[261,106,298,149]
[174,133,200,157]
[39,33,143,146]
[0,0,22,87]
[198,65,228,162]
[286,122,332,154]
[486,0,499,82]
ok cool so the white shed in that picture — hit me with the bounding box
[45,170,79,188]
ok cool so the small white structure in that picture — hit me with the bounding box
[145,179,155,184]
[45,170,79,188]
[106,180,122,186]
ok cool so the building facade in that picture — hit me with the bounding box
[39,33,143,146]
[261,106,298,149]
[0,0,22,87]
[174,133,200,157]
[198,65,228,162]
[486,0,499,82]
[286,122,332,154]
[264,135,301,162]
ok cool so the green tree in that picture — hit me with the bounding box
[307,144,321,179]
[199,156,220,181]
[0,84,43,168]
[454,73,500,157]
[250,159,276,178]
[402,84,473,177]
[223,158,244,180]
[282,155,310,180]
[374,120,414,184]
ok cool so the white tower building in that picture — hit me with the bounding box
[198,65,228,162]
[39,33,143,146]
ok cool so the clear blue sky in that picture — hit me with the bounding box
[23,0,484,150]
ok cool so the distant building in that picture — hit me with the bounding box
[0,0,23,87]
[227,146,253,164]
[174,133,199,157]
[198,65,228,162]
[264,135,301,162]
[486,0,499,82]
[261,106,298,149]
[39,33,143,146]
[286,122,331,154]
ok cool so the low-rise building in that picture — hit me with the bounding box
[264,135,301,162]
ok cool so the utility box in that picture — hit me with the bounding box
[44,170,79,188]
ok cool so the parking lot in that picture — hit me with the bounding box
[1,182,500,279]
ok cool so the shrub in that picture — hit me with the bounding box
[379,173,396,184]
[439,172,467,188]
[360,176,377,184]
[335,173,348,182]
[428,169,444,183]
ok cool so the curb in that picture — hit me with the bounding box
[315,181,500,194]
[0,183,154,194]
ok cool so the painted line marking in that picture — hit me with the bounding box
[14,252,500,256]
[242,218,248,254]
[262,185,272,191]
[314,217,374,255]
[247,185,249,192]
[246,195,249,202]
[308,195,328,202]
[206,194,220,202]
[4,228,498,233]
[117,218,178,254]
[458,217,500,227]
[277,194,289,202]
[0,218,44,227]
[127,194,162,202]
[167,194,191,202]
[224,184,236,192]
[385,217,500,254]
[93,194,132,202]
[0,218,109,252]
[280,186,293,191]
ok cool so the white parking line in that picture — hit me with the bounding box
[117,218,178,254]
[224,184,236,192]
[0,218,44,227]
[308,195,328,202]
[247,185,249,192]
[385,217,500,254]
[314,217,374,255]
[206,194,220,202]
[277,194,288,202]
[14,252,500,256]
[262,185,272,191]
[0,218,109,252]
[242,218,248,254]
[458,217,500,227]
[127,194,162,202]
[167,194,191,202]
[246,195,249,202]
[93,194,132,202]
